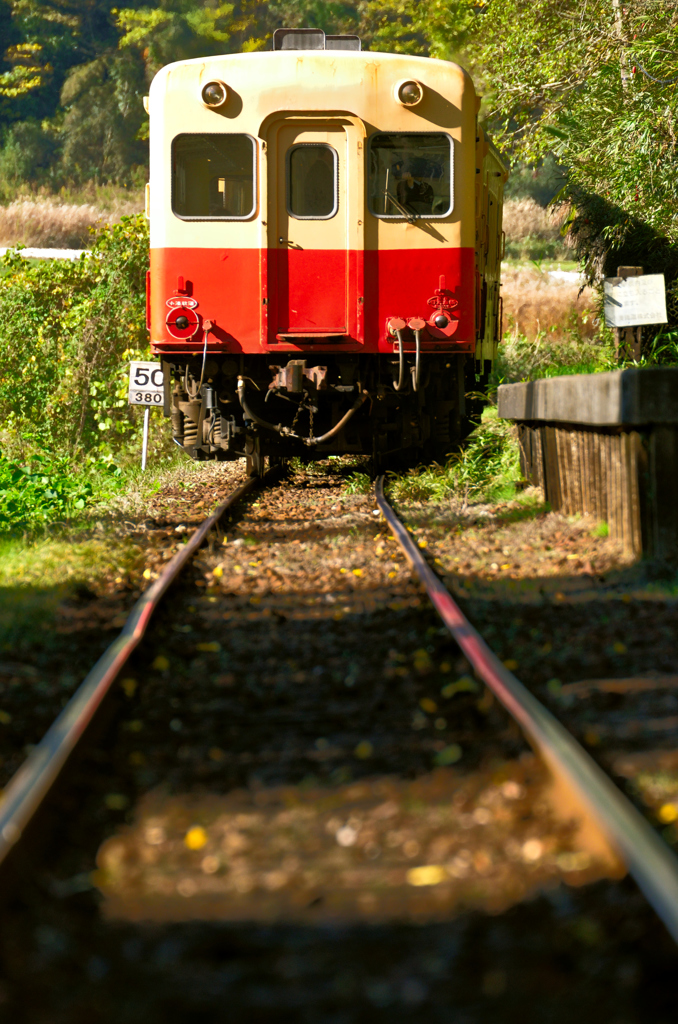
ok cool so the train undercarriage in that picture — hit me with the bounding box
[165,353,486,475]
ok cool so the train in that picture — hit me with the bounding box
[145,28,507,474]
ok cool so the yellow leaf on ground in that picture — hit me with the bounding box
[658,803,678,824]
[407,865,446,887]
[185,826,208,850]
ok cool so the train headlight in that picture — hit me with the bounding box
[396,79,424,107]
[434,314,449,328]
[201,80,229,109]
[175,315,190,330]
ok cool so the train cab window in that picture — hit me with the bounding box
[172,133,256,219]
[368,133,453,219]
[287,144,338,219]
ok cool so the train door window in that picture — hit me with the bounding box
[287,143,338,219]
[172,134,256,219]
[368,133,453,219]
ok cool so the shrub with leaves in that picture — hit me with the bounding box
[0,213,149,461]
[0,449,95,528]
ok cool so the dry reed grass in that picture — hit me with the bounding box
[502,198,566,243]
[0,196,142,248]
[502,265,595,342]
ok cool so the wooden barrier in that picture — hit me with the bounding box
[497,369,678,560]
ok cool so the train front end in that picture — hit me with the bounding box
[147,30,505,472]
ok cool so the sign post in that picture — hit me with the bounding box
[128,361,164,471]
[141,406,150,471]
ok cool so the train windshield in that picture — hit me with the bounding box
[368,133,452,219]
[172,134,255,219]
[287,144,338,219]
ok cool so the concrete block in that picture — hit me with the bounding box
[497,367,678,427]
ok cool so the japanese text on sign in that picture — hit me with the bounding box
[604,274,668,328]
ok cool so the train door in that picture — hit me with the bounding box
[269,120,349,339]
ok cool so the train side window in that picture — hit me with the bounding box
[368,133,453,219]
[172,133,256,219]
[287,144,338,219]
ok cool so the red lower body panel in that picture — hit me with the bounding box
[150,247,475,355]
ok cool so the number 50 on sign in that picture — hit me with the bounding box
[128,361,164,406]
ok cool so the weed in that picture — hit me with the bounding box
[344,472,372,495]
[592,521,609,538]
[388,409,521,505]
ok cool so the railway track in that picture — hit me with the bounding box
[0,461,677,1017]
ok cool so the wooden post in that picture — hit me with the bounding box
[615,266,643,361]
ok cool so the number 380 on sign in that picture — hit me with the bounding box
[128,361,164,406]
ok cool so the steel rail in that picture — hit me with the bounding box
[376,476,678,944]
[0,474,259,867]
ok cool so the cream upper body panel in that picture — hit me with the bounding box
[149,50,476,252]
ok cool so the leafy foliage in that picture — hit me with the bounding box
[0,449,94,528]
[0,213,149,459]
[0,0,373,191]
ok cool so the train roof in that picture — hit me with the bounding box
[148,47,476,130]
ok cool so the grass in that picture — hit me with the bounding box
[387,408,522,506]
[0,418,227,534]
[492,327,615,386]
[344,473,371,495]
[500,264,595,344]
[494,323,678,388]
[0,189,144,248]
[0,198,137,249]
[0,532,141,590]
[502,198,569,261]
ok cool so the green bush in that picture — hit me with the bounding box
[0,449,96,527]
[0,214,152,528]
[0,213,149,462]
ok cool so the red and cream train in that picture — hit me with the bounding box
[146,28,506,472]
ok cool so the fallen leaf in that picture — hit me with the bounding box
[406,865,446,887]
[184,826,208,850]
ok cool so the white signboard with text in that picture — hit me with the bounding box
[128,361,164,406]
[604,274,667,328]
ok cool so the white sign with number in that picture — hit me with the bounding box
[604,274,668,328]
[128,361,164,406]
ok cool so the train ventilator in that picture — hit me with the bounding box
[145,27,507,473]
